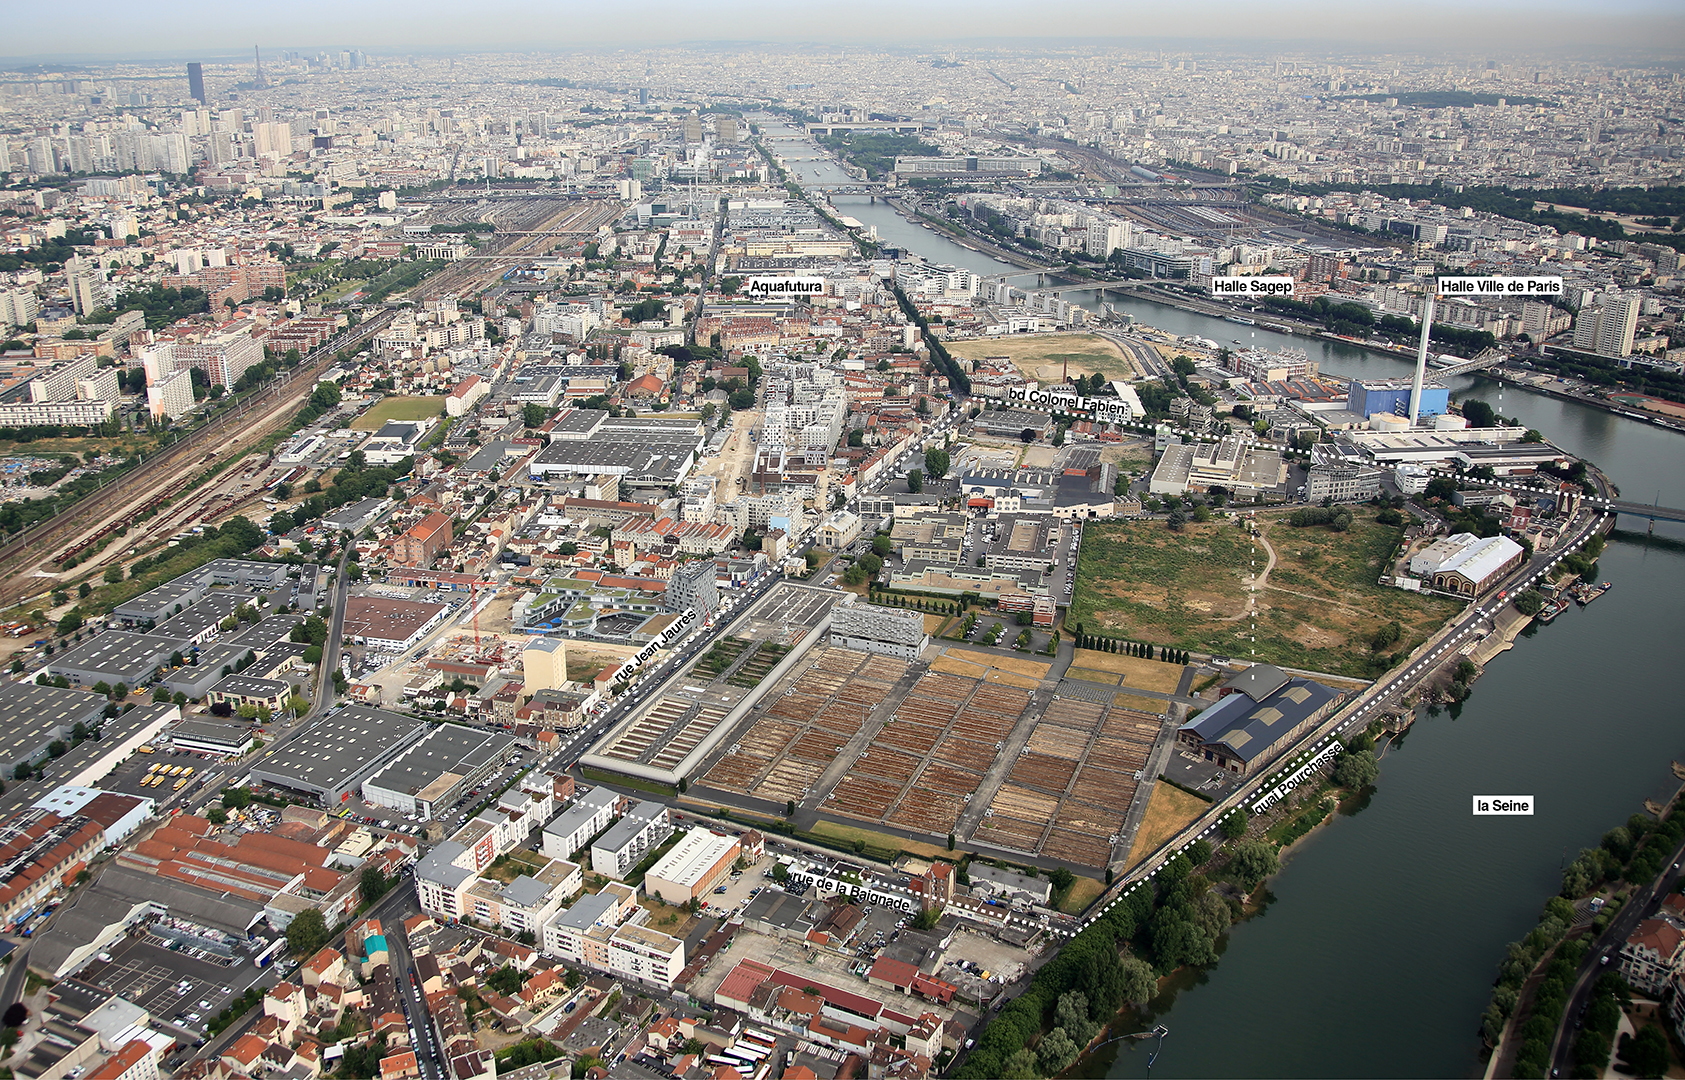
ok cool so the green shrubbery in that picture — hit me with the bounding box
[954,852,1237,1079]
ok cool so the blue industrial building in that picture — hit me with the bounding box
[1347,378,1449,419]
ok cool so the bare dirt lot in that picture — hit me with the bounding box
[693,409,763,507]
[944,332,1138,383]
[565,642,639,683]
[1100,441,1155,474]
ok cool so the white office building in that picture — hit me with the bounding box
[829,600,929,661]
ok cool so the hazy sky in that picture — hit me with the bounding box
[5,0,1682,60]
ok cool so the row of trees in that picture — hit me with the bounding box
[867,592,963,614]
[889,282,971,394]
[1073,631,1190,665]
[1569,973,1638,1079]
[1526,347,1685,406]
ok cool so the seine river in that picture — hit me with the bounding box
[761,119,1685,1076]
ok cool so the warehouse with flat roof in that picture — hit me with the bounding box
[360,724,518,819]
[528,417,704,490]
[248,706,428,804]
[170,719,258,756]
[0,682,111,775]
[642,828,739,905]
[111,578,207,627]
[343,596,450,651]
[46,631,188,689]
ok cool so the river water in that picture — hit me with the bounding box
[759,118,1685,1076]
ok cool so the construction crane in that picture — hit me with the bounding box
[465,576,499,653]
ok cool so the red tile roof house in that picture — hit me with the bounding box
[1620,917,1685,996]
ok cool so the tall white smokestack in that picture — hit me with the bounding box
[1409,291,1436,427]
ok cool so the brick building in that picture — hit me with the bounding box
[394,513,454,567]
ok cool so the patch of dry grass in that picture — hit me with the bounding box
[1070,649,1185,693]
[1071,515,1461,679]
[1125,781,1209,869]
[1058,875,1106,914]
[944,333,1141,382]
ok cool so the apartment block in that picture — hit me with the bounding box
[589,801,671,880]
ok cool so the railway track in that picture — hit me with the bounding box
[418,199,620,300]
[0,311,395,610]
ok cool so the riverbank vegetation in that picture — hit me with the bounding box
[1068,510,1461,678]
[957,737,1382,1079]
[1256,294,1497,356]
[1482,804,1683,1078]
[951,846,1236,1079]
[1519,347,1685,407]
[817,132,939,181]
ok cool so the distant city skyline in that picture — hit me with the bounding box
[4,0,1682,60]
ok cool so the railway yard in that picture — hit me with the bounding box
[415,196,621,300]
[0,200,611,617]
[0,309,396,611]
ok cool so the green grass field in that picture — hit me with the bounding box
[1069,514,1462,679]
[351,396,446,430]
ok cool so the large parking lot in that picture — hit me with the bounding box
[102,750,225,804]
[78,926,281,1042]
[952,617,1057,656]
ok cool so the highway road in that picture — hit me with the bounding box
[1096,328,1171,379]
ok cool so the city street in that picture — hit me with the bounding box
[1546,837,1685,1079]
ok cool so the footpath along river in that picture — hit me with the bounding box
[761,123,1685,1075]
